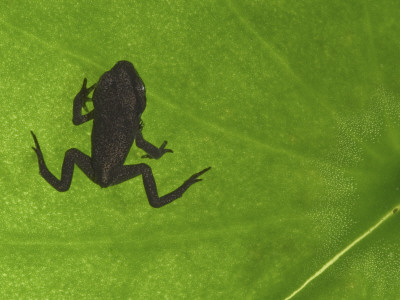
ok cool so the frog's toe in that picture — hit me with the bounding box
[30,131,44,160]
[160,141,173,154]
[82,100,90,113]
[30,130,39,148]
[81,78,87,90]
[160,141,168,148]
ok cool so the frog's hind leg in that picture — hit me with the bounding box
[31,131,95,192]
[108,163,211,208]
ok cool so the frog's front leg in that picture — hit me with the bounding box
[73,78,96,125]
[135,130,173,159]
[31,131,95,192]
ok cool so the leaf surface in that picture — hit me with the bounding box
[0,1,400,299]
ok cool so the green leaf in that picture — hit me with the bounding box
[1,1,400,299]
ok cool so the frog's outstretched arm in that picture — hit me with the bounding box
[31,131,95,192]
[107,164,211,208]
[135,130,173,159]
[73,78,96,125]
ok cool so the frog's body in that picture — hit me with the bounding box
[31,61,210,208]
[90,61,146,186]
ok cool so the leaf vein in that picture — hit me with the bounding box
[0,18,105,71]
[284,205,399,300]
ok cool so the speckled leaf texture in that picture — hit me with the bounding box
[1,1,400,299]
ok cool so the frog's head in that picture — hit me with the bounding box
[114,60,147,114]
[95,61,147,114]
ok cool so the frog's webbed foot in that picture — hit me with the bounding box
[183,166,211,186]
[78,78,97,112]
[135,131,173,159]
[141,141,173,159]
[73,79,96,125]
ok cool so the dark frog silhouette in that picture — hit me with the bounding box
[31,61,211,208]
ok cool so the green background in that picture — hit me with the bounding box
[1,1,400,299]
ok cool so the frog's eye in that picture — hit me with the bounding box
[136,82,145,93]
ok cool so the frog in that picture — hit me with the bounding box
[30,60,211,208]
